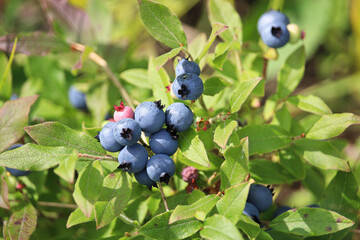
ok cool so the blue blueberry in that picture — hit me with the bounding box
[5,144,31,177]
[118,143,148,173]
[135,169,157,190]
[68,85,88,111]
[247,184,274,212]
[273,206,292,218]
[175,59,201,76]
[259,22,290,48]
[113,118,141,146]
[243,202,260,223]
[172,73,203,101]
[134,100,165,133]
[257,10,290,33]
[98,122,124,152]
[149,129,178,156]
[146,154,175,184]
[165,102,193,132]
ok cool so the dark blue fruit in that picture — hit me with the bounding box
[165,102,193,132]
[99,122,124,152]
[5,144,31,177]
[257,10,290,33]
[146,154,175,184]
[134,100,165,133]
[118,143,148,173]
[113,118,141,146]
[273,206,292,218]
[260,22,290,48]
[175,59,201,76]
[135,169,157,190]
[68,85,88,111]
[149,129,178,156]
[172,73,203,101]
[307,204,320,208]
[243,202,260,224]
[247,184,274,212]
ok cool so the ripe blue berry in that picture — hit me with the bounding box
[149,129,178,156]
[165,102,193,132]
[175,59,201,76]
[134,100,165,133]
[135,169,157,190]
[273,206,292,218]
[260,22,290,48]
[146,154,175,184]
[113,118,141,146]
[5,144,31,177]
[99,122,124,152]
[172,73,203,101]
[118,143,148,173]
[243,202,260,223]
[257,10,290,33]
[247,184,274,212]
[68,85,88,111]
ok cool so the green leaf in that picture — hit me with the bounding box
[138,0,187,48]
[276,45,305,99]
[187,189,206,204]
[230,77,262,113]
[148,57,172,108]
[294,139,350,172]
[197,23,229,61]
[306,113,360,140]
[24,122,106,156]
[54,149,78,183]
[95,170,132,229]
[237,214,261,239]
[73,161,104,218]
[66,207,95,228]
[0,177,10,209]
[203,77,232,96]
[0,38,16,99]
[120,68,150,89]
[0,95,38,153]
[287,95,332,115]
[216,182,250,223]
[208,0,242,42]
[189,33,207,60]
[200,214,244,240]
[213,42,232,70]
[302,166,326,200]
[139,211,203,240]
[87,81,110,125]
[220,137,249,190]
[270,207,354,237]
[0,144,75,171]
[271,105,291,132]
[178,128,210,167]
[237,125,292,155]
[279,149,305,180]
[263,95,277,121]
[249,159,295,184]
[6,203,37,240]
[214,119,238,149]
[170,194,219,224]
[155,47,181,70]
[266,230,303,240]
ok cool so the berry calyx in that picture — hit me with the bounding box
[114,101,125,112]
[121,128,133,141]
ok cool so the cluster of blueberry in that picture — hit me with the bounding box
[257,10,301,48]
[97,100,194,189]
[243,184,274,223]
[172,59,203,101]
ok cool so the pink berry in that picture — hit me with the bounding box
[113,102,134,122]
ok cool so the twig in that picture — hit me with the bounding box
[181,48,194,61]
[158,183,169,212]
[78,153,117,162]
[70,43,134,109]
[262,58,268,80]
[38,201,77,209]
[198,96,209,114]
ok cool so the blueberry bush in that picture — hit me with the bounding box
[0,0,359,239]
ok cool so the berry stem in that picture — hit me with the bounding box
[262,58,268,80]
[199,96,209,114]
[181,48,194,61]
[158,183,169,212]
[269,0,285,11]
[70,42,134,109]
[78,153,118,162]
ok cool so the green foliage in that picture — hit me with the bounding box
[0,0,359,239]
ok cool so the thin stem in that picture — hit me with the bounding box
[262,58,268,80]
[198,96,209,114]
[181,48,194,61]
[158,183,169,212]
[70,43,134,109]
[38,201,77,209]
[119,213,141,228]
[78,153,117,162]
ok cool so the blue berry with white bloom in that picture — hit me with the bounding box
[134,100,165,133]
[165,102,193,132]
[113,118,141,146]
[146,154,175,184]
[118,143,148,173]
